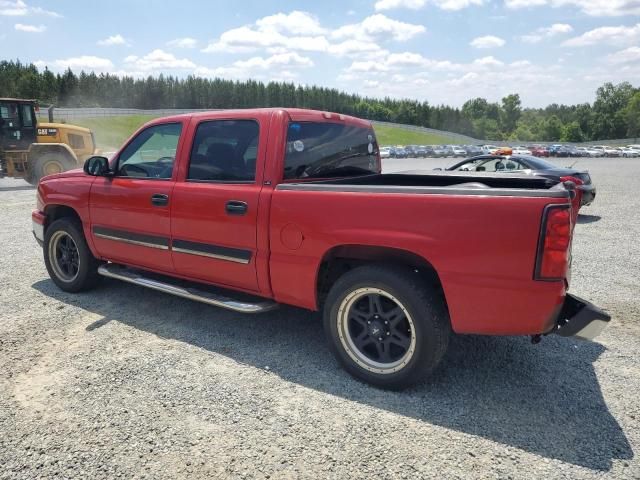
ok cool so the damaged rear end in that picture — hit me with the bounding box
[533,198,611,341]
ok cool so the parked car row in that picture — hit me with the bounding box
[381,143,640,159]
[380,144,489,159]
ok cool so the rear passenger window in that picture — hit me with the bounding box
[188,120,259,182]
[284,122,380,180]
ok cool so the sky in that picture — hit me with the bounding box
[1,0,639,108]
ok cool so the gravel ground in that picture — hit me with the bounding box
[0,158,638,479]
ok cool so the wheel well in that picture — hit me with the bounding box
[44,205,81,232]
[317,245,447,310]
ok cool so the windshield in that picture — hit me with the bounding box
[284,121,380,180]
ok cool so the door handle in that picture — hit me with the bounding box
[225,200,248,215]
[151,193,169,206]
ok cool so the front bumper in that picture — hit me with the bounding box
[32,210,46,247]
[554,293,611,341]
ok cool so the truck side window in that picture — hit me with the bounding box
[116,123,182,179]
[284,122,380,180]
[188,120,259,182]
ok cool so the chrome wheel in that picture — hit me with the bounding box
[337,288,416,374]
[49,231,80,282]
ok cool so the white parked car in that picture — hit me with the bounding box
[602,146,621,157]
[480,145,500,154]
[512,146,532,155]
[379,147,391,159]
[621,147,640,158]
[451,145,467,157]
[577,147,600,157]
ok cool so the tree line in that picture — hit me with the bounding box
[1,60,638,142]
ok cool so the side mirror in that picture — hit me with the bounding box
[83,156,111,176]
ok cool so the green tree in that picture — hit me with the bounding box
[500,93,522,134]
[592,82,635,138]
[561,121,584,142]
[543,115,564,141]
[623,92,640,139]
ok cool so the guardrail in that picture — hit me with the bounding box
[36,107,638,146]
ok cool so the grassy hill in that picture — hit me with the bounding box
[69,115,453,151]
[373,124,453,146]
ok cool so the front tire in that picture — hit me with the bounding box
[44,218,101,292]
[323,265,450,390]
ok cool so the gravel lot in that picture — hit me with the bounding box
[0,158,638,479]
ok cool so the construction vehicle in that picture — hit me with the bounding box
[0,98,98,185]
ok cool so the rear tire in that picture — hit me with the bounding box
[28,152,76,185]
[44,218,101,292]
[323,265,450,390]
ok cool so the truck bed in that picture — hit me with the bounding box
[278,171,568,198]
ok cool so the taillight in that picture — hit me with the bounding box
[560,175,583,186]
[535,205,572,281]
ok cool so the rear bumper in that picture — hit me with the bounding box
[578,185,596,206]
[554,293,611,341]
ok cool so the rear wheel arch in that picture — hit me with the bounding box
[316,244,448,312]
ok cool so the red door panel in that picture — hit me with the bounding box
[170,183,260,291]
[90,178,174,272]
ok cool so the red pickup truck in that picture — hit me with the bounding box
[32,108,610,389]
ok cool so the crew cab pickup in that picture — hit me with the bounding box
[32,108,610,389]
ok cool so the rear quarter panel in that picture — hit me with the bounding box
[269,190,567,335]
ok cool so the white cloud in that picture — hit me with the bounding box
[194,52,312,81]
[167,37,197,49]
[473,55,504,67]
[521,23,573,43]
[607,46,640,64]
[97,34,128,46]
[233,52,313,69]
[337,55,587,107]
[42,56,115,71]
[327,39,387,57]
[124,49,196,70]
[375,0,484,11]
[505,0,640,16]
[563,23,640,47]
[0,0,60,17]
[203,25,330,54]
[375,0,427,9]
[345,51,468,73]
[255,10,326,35]
[203,11,423,58]
[332,14,426,42]
[202,11,330,54]
[14,22,44,32]
[470,35,505,48]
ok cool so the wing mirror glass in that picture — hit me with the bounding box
[83,156,111,176]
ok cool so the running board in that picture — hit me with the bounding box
[97,264,278,314]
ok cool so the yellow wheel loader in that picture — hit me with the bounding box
[0,98,98,185]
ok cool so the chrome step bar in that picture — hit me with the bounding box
[98,264,278,314]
